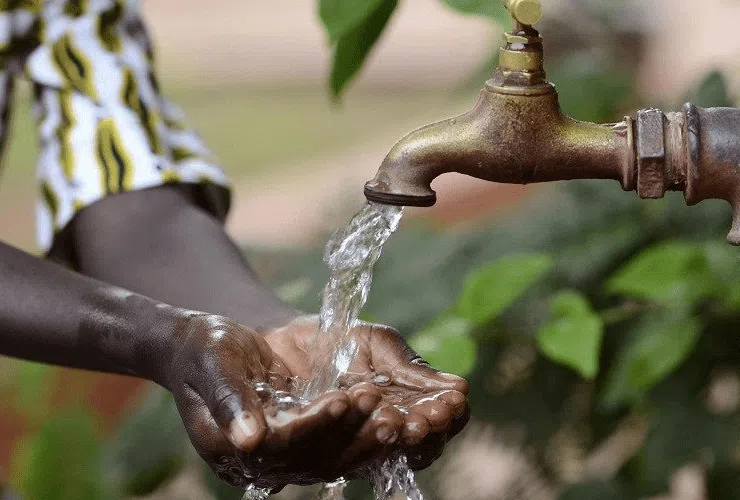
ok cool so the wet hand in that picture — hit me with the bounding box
[264,315,470,475]
[163,314,385,490]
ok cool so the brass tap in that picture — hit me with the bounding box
[363,1,740,245]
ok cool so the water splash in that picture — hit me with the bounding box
[244,202,422,499]
[313,478,349,500]
[371,455,424,500]
[241,484,270,500]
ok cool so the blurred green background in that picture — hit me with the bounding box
[4,0,740,499]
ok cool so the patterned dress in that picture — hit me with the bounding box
[0,0,231,252]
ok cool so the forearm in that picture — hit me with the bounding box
[66,186,297,330]
[0,240,182,383]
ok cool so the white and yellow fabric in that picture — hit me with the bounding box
[0,0,231,252]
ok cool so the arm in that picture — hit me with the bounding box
[59,185,296,330]
[0,230,384,489]
[0,238,180,381]
[60,186,470,485]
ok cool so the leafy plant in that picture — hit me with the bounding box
[537,290,603,379]
[319,0,400,98]
[318,0,515,98]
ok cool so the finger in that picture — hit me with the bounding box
[347,382,383,416]
[261,390,351,451]
[339,404,405,468]
[394,361,470,395]
[405,436,447,472]
[407,397,454,433]
[196,378,268,453]
[174,387,252,488]
[290,384,381,481]
[401,412,431,447]
[448,404,471,440]
[437,390,468,419]
[369,326,469,394]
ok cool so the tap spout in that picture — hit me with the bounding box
[364,82,634,207]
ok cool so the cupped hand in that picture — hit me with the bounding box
[264,316,470,474]
[164,313,388,490]
[164,313,469,491]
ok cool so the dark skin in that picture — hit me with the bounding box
[1,185,469,490]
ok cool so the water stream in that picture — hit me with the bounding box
[244,202,423,500]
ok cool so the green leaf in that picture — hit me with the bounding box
[606,242,714,306]
[12,409,109,500]
[456,254,554,325]
[330,0,398,98]
[685,70,734,108]
[537,291,604,379]
[600,311,701,409]
[105,388,188,496]
[409,316,477,376]
[319,0,386,42]
[548,50,634,123]
[441,0,511,26]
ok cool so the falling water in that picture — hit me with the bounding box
[244,202,423,500]
[303,202,403,399]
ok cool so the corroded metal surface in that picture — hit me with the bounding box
[364,22,632,208]
[364,2,740,245]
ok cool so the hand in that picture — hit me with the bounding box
[162,313,388,490]
[264,316,470,474]
[162,313,469,491]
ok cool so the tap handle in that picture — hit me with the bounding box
[503,0,542,26]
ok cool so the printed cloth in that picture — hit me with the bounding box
[0,0,231,251]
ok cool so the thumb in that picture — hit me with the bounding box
[197,377,268,453]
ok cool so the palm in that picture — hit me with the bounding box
[170,314,469,491]
[264,316,470,469]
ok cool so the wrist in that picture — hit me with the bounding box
[78,286,197,388]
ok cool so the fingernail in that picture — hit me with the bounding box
[329,400,348,418]
[439,372,462,380]
[358,394,378,413]
[376,425,398,444]
[230,412,258,447]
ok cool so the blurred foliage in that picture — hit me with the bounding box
[440,0,510,24]
[410,316,477,375]
[10,410,109,500]
[266,179,740,499]
[455,254,554,326]
[320,0,399,98]
[685,69,733,108]
[104,390,189,497]
[537,290,603,380]
[320,0,513,98]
